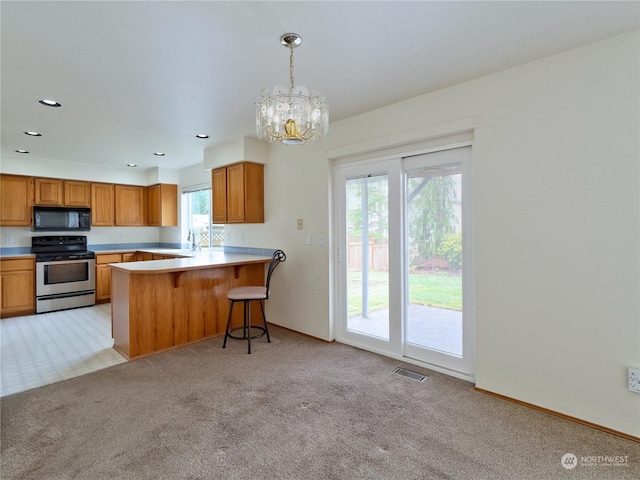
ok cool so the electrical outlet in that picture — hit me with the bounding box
[119,233,125,240]
[297,218,303,230]
[629,368,640,393]
[305,234,312,245]
[4,235,13,243]
[317,234,324,246]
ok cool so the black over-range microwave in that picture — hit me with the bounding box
[33,206,91,232]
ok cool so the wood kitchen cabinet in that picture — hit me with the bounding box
[35,178,90,207]
[211,162,264,224]
[91,182,115,226]
[95,253,122,302]
[115,185,146,226]
[147,184,177,226]
[122,252,142,262]
[151,254,175,260]
[0,174,33,226]
[64,180,91,207]
[212,167,228,223]
[34,178,63,205]
[0,257,35,317]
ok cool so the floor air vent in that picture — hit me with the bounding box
[393,367,427,382]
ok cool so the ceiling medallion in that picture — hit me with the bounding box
[256,33,329,145]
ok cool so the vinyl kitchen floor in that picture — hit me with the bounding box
[0,303,126,397]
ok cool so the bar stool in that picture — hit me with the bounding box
[222,250,286,354]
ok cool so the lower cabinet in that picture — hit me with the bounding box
[122,252,142,262]
[95,254,122,302]
[151,254,174,260]
[0,257,35,317]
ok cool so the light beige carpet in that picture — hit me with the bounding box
[1,326,638,479]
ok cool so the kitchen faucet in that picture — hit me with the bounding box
[187,229,201,251]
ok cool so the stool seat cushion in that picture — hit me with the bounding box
[227,286,268,300]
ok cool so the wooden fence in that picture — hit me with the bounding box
[348,237,389,271]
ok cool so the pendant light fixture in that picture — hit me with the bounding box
[256,33,329,145]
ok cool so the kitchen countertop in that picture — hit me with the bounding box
[108,250,271,274]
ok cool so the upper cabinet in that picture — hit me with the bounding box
[115,185,146,226]
[212,162,264,224]
[211,168,228,223]
[148,184,178,226]
[34,178,63,205]
[34,178,90,207]
[91,182,115,226]
[0,174,33,226]
[1,174,177,228]
[63,180,91,207]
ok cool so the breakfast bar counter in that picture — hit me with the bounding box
[109,252,271,360]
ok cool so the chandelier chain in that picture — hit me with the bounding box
[289,45,295,92]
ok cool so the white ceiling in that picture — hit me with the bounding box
[2,1,638,172]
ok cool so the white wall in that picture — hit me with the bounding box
[251,31,639,436]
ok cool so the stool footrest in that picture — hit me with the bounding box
[227,325,267,341]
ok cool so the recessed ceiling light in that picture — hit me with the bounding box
[195,134,209,139]
[24,131,42,136]
[154,152,165,156]
[127,163,137,167]
[38,99,62,107]
[15,149,29,154]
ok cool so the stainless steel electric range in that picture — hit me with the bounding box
[31,235,96,313]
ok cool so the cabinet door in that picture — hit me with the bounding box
[147,185,161,226]
[147,184,177,226]
[0,258,35,316]
[122,252,141,262]
[243,162,264,223]
[226,163,245,223]
[0,175,33,226]
[212,168,227,223]
[91,183,115,226]
[1,271,35,315]
[35,178,63,205]
[95,264,112,301]
[115,185,146,225]
[64,180,91,207]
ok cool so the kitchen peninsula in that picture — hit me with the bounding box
[109,251,271,360]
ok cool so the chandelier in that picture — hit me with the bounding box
[256,33,329,145]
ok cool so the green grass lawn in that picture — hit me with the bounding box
[348,270,461,316]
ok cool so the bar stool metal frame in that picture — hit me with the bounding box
[222,249,286,353]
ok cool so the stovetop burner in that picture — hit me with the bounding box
[32,235,95,262]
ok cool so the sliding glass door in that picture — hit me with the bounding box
[335,146,473,377]
[336,159,402,353]
[403,148,472,373]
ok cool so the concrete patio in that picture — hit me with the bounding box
[347,304,462,356]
